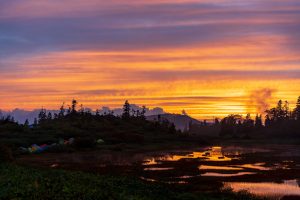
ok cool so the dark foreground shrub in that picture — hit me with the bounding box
[0,144,13,162]
[47,145,75,153]
[73,137,96,149]
[124,133,144,143]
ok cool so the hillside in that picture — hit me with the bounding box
[147,114,202,131]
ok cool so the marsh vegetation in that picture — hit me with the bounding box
[1,99,300,200]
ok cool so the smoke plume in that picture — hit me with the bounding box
[249,88,275,114]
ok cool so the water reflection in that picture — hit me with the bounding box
[143,158,160,165]
[237,163,272,171]
[140,146,298,187]
[274,163,291,170]
[202,172,256,177]
[222,146,271,155]
[140,177,157,182]
[199,165,243,170]
[143,146,232,165]
[144,167,174,171]
[224,180,300,199]
[140,176,187,184]
[176,175,197,179]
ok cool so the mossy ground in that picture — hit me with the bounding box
[0,163,262,200]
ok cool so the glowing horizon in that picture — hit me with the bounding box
[1,0,300,119]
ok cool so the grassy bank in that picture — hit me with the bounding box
[0,163,262,200]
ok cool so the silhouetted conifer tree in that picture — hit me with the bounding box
[67,106,71,115]
[47,112,52,120]
[38,108,47,123]
[255,114,263,129]
[220,114,242,136]
[265,114,271,127]
[24,119,29,127]
[79,104,84,115]
[33,118,38,126]
[131,109,136,117]
[266,100,290,124]
[214,118,220,125]
[59,102,65,118]
[243,114,254,133]
[136,110,140,117]
[122,100,131,119]
[71,99,78,114]
[141,106,146,120]
[283,101,290,120]
[95,109,100,116]
[293,96,300,121]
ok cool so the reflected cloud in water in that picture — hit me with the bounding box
[224,180,300,199]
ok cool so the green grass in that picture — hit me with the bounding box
[0,163,263,200]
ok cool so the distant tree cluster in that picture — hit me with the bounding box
[32,99,148,126]
[219,113,263,138]
[0,100,180,147]
[0,115,16,124]
[219,96,300,138]
[121,100,146,120]
[0,114,24,136]
[265,97,300,125]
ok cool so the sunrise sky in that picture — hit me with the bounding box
[1,0,300,119]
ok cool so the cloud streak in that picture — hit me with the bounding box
[0,0,300,119]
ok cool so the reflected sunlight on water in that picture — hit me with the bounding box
[202,172,256,177]
[236,163,272,171]
[224,180,300,199]
[143,146,233,165]
[139,145,300,197]
[143,158,161,165]
[199,165,243,170]
[144,167,174,171]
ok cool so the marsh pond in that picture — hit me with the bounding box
[18,145,300,200]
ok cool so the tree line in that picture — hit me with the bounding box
[0,100,180,147]
[220,96,300,137]
[33,100,147,125]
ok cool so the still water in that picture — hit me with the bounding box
[224,180,300,199]
[18,144,300,199]
[140,145,300,199]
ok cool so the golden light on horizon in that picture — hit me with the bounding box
[1,0,300,120]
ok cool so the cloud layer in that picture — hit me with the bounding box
[0,0,300,119]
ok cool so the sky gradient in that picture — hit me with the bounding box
[1,0,300,119]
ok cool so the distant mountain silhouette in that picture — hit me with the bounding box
[0,105,166,124]
[146,114,202,131]
[0,109,59,124]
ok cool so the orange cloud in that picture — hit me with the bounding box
[1,40,300,119]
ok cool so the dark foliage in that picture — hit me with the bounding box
[219,96,300,138]
[73,137,96,149]
[0,100,181,147]
[0,144,13,162]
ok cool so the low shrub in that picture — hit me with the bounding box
[0,144,14,162]
[73,137,96,149]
